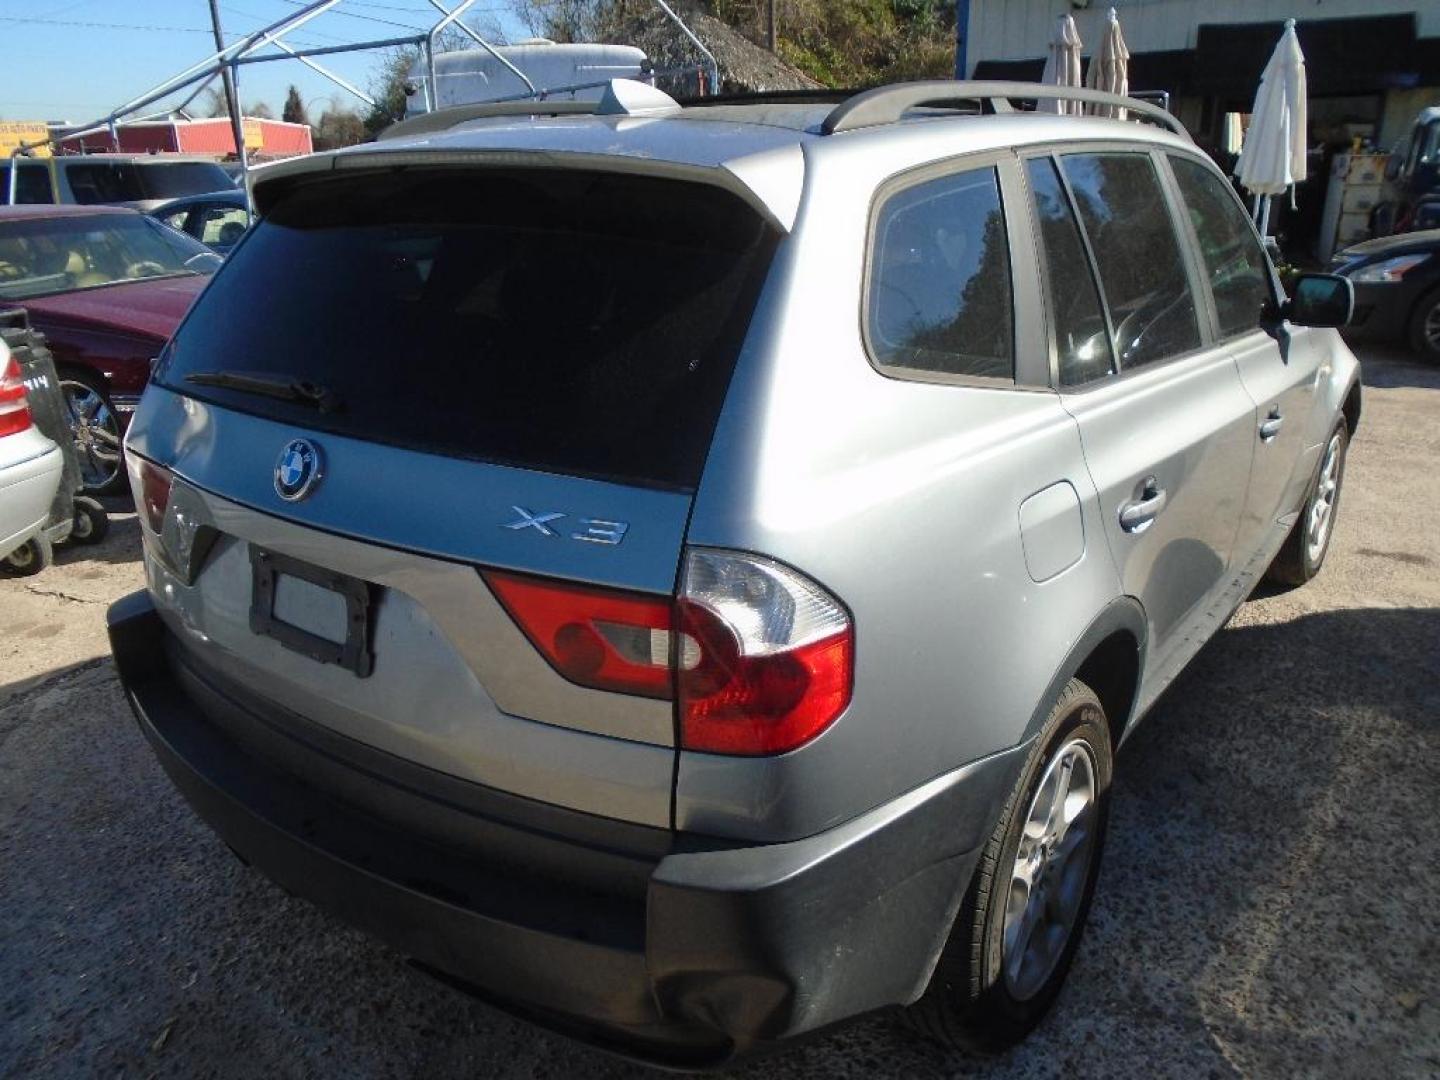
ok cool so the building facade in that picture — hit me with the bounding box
[55,117,312,160]
[957,1,1440,154]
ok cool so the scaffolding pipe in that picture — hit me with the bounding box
[209,0,250,214]
[425,0,481,113]
[652,0,719,95]
[256,32,378,108]
[426,0,536,101]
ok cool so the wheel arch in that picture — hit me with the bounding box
[1406,279,1440,351]
[1342,377,1361,437]
[1022,596,1146,752]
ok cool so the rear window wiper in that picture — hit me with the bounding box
[184,370,342,414]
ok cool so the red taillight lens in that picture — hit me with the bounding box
[126,455,173,534]
[677,550,853,755]
[0,354,33,438]
[483,570,674,698]
[483,551,854,756]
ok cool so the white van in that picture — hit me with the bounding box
[405,41,649,115]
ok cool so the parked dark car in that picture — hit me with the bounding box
[1333,228,1440,360]
[149,190,249,254]
[0,205,217,491]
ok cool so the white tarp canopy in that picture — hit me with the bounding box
[1234,17,1307,233]
[1039,14,1083,115]
[1084,7,1130,118]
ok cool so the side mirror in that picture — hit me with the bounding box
[1285,273,1353,328]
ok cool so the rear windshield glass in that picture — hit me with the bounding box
[65,161,237,203]
[157,168,776,489]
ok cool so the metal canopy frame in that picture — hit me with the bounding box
[5,0,722,206]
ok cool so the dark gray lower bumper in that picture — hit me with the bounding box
[108,590,1020,1066]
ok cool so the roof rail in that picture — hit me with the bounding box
[821,80,1188,138]
[377,99,598,141]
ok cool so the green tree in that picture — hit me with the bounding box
[282,85,308,126]
[364,47,417,139]
[314,108,367,150]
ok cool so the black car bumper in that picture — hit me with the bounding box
[108,590,1020,1066]
[1341,282,1416,343]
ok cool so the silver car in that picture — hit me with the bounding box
[108,80,1360,1064]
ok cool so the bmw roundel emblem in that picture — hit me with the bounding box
[274,438,323,502]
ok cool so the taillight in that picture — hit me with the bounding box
[125,454,173,534]
[482,550,854,756]
[677,549,853,755]
[0,353,32,438]
[483,570,674,698]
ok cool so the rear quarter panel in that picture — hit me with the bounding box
[679,135,1127,842]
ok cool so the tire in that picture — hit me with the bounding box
[1265,420,1348,588]
[58,370,126,496]
[2,538,52,577]
[1408,286,1440,363]
[69,498,110,545]
[906,678,1113,1051]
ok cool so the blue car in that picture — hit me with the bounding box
[148,189,249,254]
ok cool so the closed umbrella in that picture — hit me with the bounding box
[1038,14,1083,115]
[1234,18,1307,237]
[1084,7,1130,119]
[1222,112,1244,156]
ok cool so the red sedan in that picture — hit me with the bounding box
[0,204,218,491]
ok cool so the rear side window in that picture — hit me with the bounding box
[867,166,1013,381]
[64,161,233,203]
[1061,153,1201,370]
[158,168,777,490]
[0,163,54,204]
[1025,157,1114,386]
[1169,156,1274,339]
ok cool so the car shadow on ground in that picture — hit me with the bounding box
[1356,347,1440,390]
[49,498,140,569]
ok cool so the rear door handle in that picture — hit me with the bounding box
[1259,409,1284,441]
[1119,477,1167,534]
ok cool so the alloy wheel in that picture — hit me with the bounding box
[61,380,122,491]
[1305,432,1342,564]
[1425,300,1440,354]
[1002,738,1099,1002]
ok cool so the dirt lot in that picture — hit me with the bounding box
[2,348,1437,1079]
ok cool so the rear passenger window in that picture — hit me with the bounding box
[1061,153,1201,370]
[867,167,1013,380]
[1026,158,1114,386]
[1169,156,1275,339]
[0,164,54,204]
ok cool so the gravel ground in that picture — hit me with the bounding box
[2,347,1437,1080]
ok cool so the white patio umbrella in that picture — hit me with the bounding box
[1084,7,1130,118]
[1234,18,1307,237]
[1038,14,1083,115]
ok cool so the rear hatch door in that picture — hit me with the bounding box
[128,163,777,826]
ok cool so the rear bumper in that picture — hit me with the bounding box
[108,590,1020,1066]
[0,441,62,558]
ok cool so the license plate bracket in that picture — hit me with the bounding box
[249,546,374,677]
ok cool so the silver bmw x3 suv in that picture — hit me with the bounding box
[109,80,1361,1064]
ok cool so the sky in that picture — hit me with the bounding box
[0,0,530,124]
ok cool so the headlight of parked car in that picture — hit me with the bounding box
[1347,254,1430,284]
